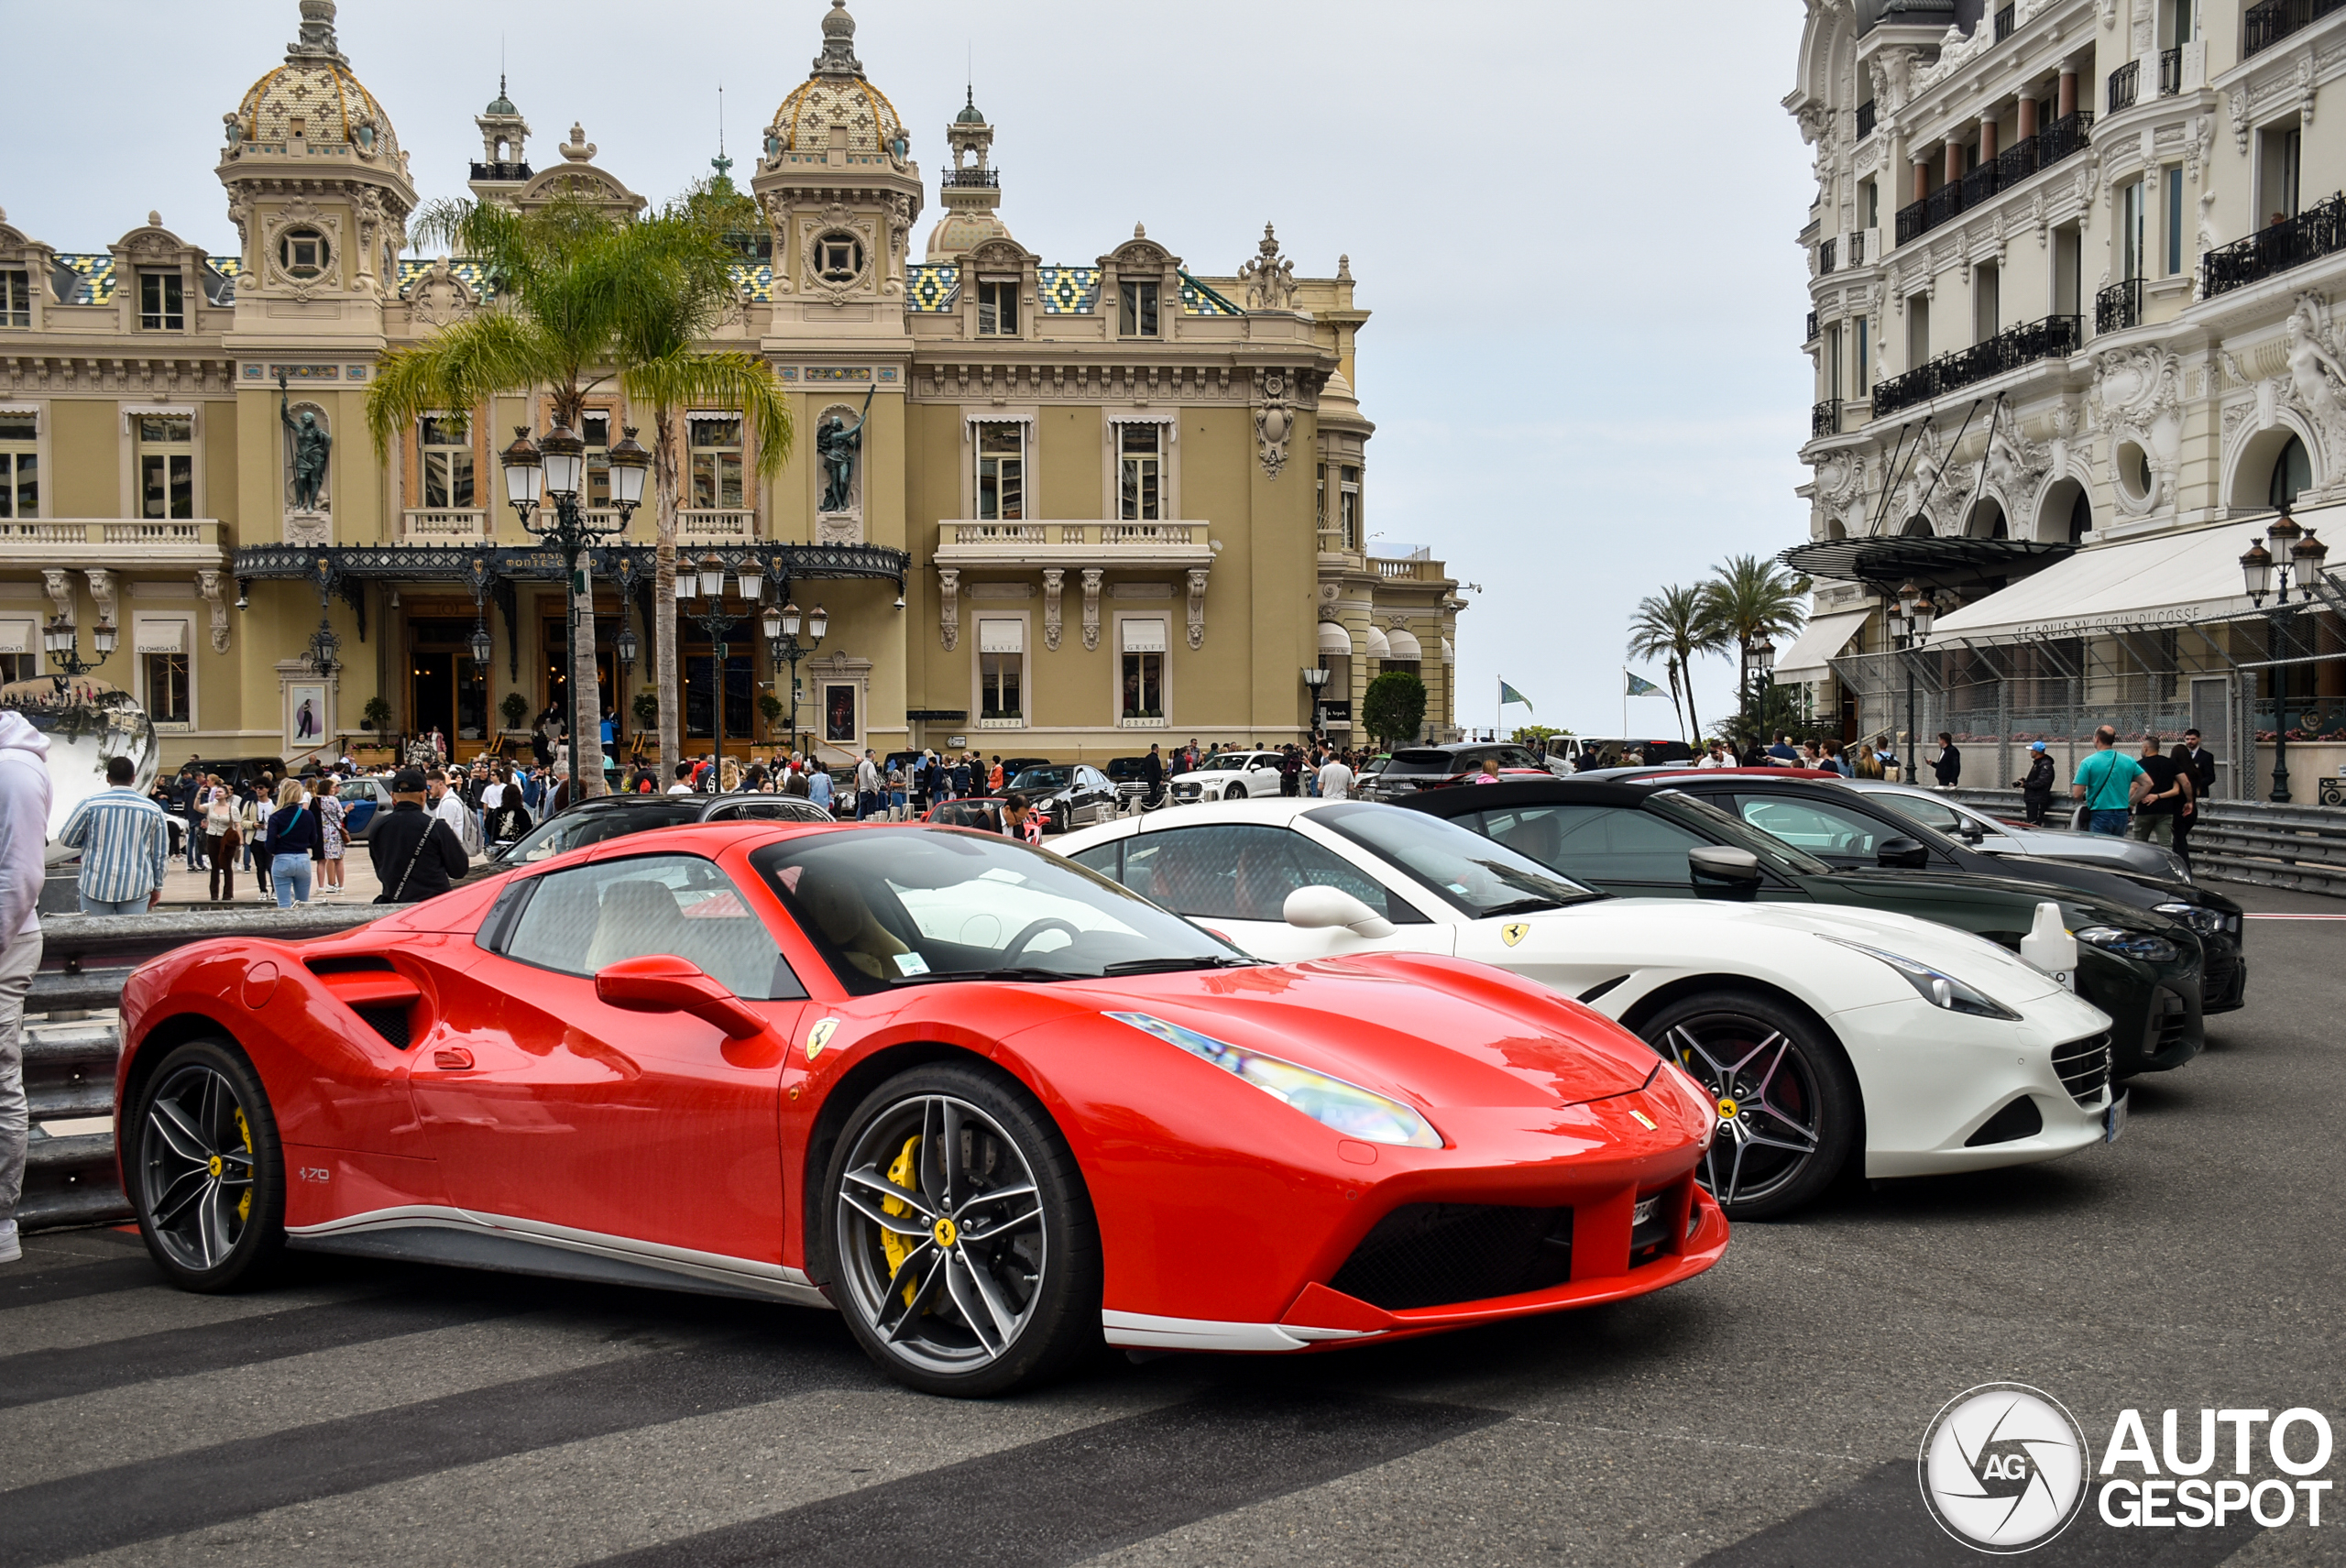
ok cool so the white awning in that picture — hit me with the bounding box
[1363,626,1392,659]
[1441,637,1455,665]
[133,619,187,654]
[1385,628,1424,661]
[1121,617,1167,653]
[0,618,32,655]
[977,619,1023,653]
[1774,608,1872,682]
[1316,620,1353,656]
[1931,514,2299,644]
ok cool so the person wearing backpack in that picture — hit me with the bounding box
[368,768,470,904]
[2070,725,2147,837]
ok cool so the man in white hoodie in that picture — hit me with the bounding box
[0,710,52,1263]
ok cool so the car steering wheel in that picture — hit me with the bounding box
[1003,916,1083,962]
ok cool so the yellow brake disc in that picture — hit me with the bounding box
[880,1135,922,1304]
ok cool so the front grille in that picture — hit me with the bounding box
[2203,942,2243,1011]
[351,1003,412,1050]
[1328,1203,1573,1310]
[2150,988,2190,1057]
[2053,1032,2111,1106]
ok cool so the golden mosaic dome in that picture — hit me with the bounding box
[765,2,908,161]
[227,3,400,163]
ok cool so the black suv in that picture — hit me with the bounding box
[489,791,833,867]
[1403,778,2208,1079]
[1361,742,1555,802]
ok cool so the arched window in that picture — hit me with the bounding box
[2068,488,2092,543]
[2269,433,2312,510]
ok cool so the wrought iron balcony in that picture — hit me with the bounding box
[1869,314,2081,418]
[941,167,1002,189]
[1894,112,2091,246]
[1818,238,1836,276]
[2202,192,2346,299]
[2096,278,2143,334]
[1857,99,1877,138]
[2158,46,2183,95]
[2109,60,2139,113]
[1814,399,1843,438]
[1847,230,1867,266]
[468,161,532,182]
[1806,310,1819,343]
[1995,4,2016,40]
[2245,0,2346,59]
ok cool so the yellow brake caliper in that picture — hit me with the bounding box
[880,1135,923,1305]
[233,1107,253,1224]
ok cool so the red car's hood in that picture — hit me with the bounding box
[1043,952,1657,1112]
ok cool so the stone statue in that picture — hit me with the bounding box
[2285,297,2346,435]
[280,371,331,510]
[817,386,873,514]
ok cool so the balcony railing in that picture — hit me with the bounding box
[2109,60,2139,113]
[400,508,489,541]
[1857,99,1877,138]
[2202,191,2346,298]
[1995,4,2016,40]
[2158,46,2183,95]
[1869,314,2081,418]
[1814,399,1844,437]
[935,521,1214,565]
[2095,277,2143,334]
[1847,230,1867,266]
[0,518,224,562]
[2245,0,2346,58]
[1818,238,1836,276]
[676,509,756,540]
[1806,309,1819,343]
[468,161,532,181]
[1894,111,2092,246]
[941,166,1002,189]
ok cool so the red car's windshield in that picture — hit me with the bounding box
[752,828,1245,993]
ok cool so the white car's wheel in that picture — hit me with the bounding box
[1638,991,1858,1220]
[1224,783,1246,800]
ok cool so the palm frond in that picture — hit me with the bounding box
[623,351,793,475]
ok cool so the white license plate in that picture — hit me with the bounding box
[2105,1090,2129,1144]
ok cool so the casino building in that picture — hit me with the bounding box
[0,0,1460,773]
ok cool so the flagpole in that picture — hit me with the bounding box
[1621,670,1628,738]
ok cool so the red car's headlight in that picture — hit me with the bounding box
[1106,1011,1444,1148]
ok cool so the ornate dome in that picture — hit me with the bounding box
[956,87,986,126]
[765,2,907,161]
[228,3,399,164]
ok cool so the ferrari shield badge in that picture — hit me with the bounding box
[804,1017,840,1062]
[1501,922,1530,948]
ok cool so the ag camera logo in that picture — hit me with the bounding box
[1918,1384,2091,1552]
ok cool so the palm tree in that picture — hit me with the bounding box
[619,181,791,776]
[1627,584,1720,741]
[1695,554,1811,741]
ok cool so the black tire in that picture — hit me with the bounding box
[129,1039,287,1291]
[1638,991,1859,1220]
[1224,783,1246,800]
[821,1061,1101,1397]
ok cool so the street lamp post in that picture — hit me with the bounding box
[43,616,116,679]
[2241,508,2329,802]
[676,554,762,788]
[1301,664,1330,738]
[1750,639,1775,748]
[502,422,645,806]
[1892,579,1937,784]
[762,595,827,758]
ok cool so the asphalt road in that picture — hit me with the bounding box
[5,885,2342,1568]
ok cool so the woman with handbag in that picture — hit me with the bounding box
[202,782,239,902]
[267,779,318,907]
[239,785,271,900]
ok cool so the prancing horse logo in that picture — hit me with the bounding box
[1501,923,1529,947]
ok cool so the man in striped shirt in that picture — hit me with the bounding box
[58,756,170,915]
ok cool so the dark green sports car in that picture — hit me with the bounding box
[1404,779,2203,1079]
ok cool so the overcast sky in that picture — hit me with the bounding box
[1,0,1814,740]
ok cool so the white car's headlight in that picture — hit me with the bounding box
[1821,938,2022,1020]
[1106,1011,1443,1147]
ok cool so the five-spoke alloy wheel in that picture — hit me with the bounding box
[824,1063,1101,1396]
[1639,992,1858,1220]
[132,1039,285,1289]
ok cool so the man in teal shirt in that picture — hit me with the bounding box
[2070,725,2146,837]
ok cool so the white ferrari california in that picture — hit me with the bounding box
[1056,798,2121,1217]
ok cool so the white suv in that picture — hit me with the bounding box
[1168,750,1288,804]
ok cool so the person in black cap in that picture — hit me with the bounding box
[367,767,469,904]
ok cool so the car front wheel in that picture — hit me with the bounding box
[130,1039,286,1290]
[822,1062,1102,1397]
[1223,783,1245,800]
[1637,991,1858,1220]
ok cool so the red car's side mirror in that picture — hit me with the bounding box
[594,954,767,1040]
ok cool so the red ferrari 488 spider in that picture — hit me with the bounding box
[117,823,1727,1396]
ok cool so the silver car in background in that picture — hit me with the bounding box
[1840,779,2192,883]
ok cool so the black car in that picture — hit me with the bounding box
[488,791,833,867]
[1005,764,1118,832]
[1360,741,1556,802]
[1402,779,2207,1079]
[1104,754,1159,810]
[1641,773,2245,1015]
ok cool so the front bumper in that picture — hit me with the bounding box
[1832,991,2120,1179]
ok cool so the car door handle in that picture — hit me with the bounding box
[433,1047,475,1070]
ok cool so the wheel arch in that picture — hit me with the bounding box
[120,1008,248,1132]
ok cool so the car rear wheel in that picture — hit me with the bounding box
[823,1062,1102,1397]
[1638,992,1858,1221]
[131,1040,286,1291]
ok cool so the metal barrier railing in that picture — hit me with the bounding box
[1948,786,2346,896]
